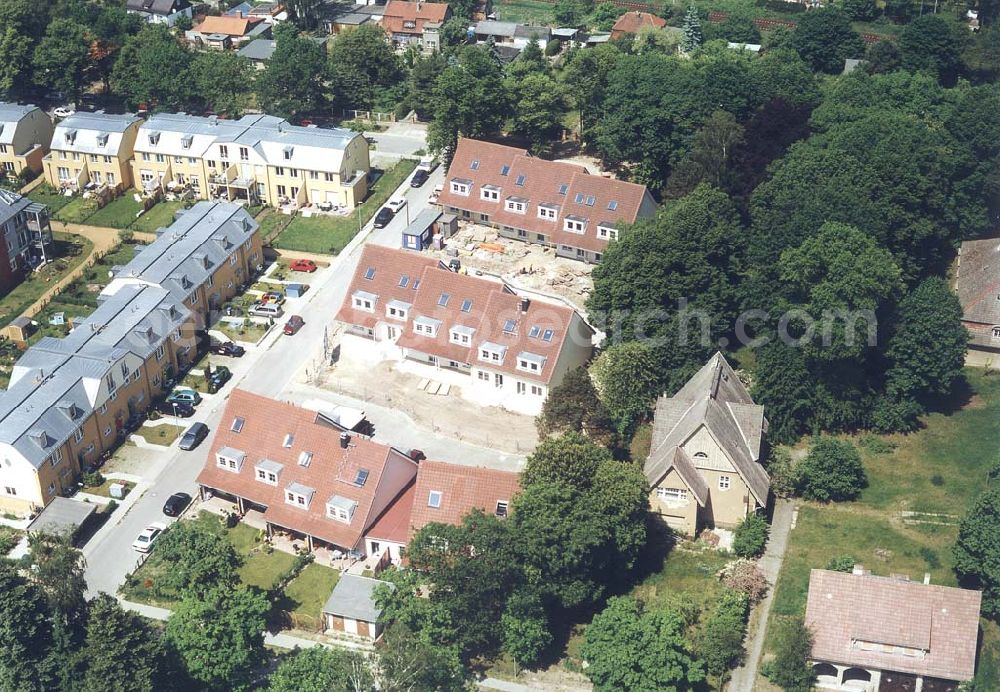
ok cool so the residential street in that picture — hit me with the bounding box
[84,166,471,598]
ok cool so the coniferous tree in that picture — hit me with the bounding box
[681,6,703,53]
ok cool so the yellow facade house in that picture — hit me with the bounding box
[42,112,141,193]
[132,113,370,209]
[0,103,54,179]
[644,353,771,536]
[0,201,261,515]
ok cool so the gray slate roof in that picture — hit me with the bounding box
[644,352,770,504]
[956,238,1000,325]
[126,0,191,15]
[238,39,276,61]
[323,574,393,622]
[0,190,34,227]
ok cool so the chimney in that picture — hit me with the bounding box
[924,572,931,585]
[851,564,868,576]
[520,297,530,313]
[339,432,350,449]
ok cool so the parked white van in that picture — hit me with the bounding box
[249,303,283,318]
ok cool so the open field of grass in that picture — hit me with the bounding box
[761,368,1000,683]
[0,233,92,329]
[495,0,557,24]
[131,200,186,233]
[84,193,143,229]
[279,562,339,623]
[273,160,417,255]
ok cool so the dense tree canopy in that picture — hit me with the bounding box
[796,436,868,502]
[112,25,193,110]
[268,646,373,692]
[789,8,864,74]
[256,23,327,117]
[428,45,508,159]
[327,24,403,111]
[953,486,1000,619]
[521,430,613,490]
[536,366,616,446]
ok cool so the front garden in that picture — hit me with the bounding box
[0,232,92,329]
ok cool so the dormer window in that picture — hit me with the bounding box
[413,316,441,337]
[327,495,357,523]
[992,326,1000,339]
[505,198,526,214]
[255,459,282,485]
[148,131,160,146]
[181,134,193,149]
[97,133,109,147]
[479,342,506,363]
[352,290,377,312]
[564,218,586,234]
[597,226,618,241]
[283,146,293,160]
[403,19,416,28]
[386,299,409,320]
[216,446,246,472]
[450,325,475,345]
[450,179,470,196]
[517,352,546,373]
[537,204,557,220]
[481,185,500,201]
[285,482,314,508]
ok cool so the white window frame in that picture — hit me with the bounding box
[481,187,499,201]
[537,205,557,220]
[718,475,731,491]
[656,487,688,502]
[450,181,470,196]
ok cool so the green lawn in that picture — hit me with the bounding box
[84,192,143,229]
[255,208,293,242]
[131,200,186,233]
[131,424,185,447]
[27,183,73,213]
[761,368,1000,681]
[495,0,557,24]
[216,319,270,344]
[0,233,93,329]
[273,159,418,255]
[279,562,339,627]
[83,478,135,499]
[53,196,98,224]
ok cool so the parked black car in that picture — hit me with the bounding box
[211,341,245,357]
[162,492,192,517]
[179,422,209,451]
[207,366,231,393]
[155,400,195,418]
[410,169,429,188]
[373,206,394,228]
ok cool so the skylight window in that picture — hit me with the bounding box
[298,451,313,466]
[558,183,569,195]
[515,174,526,186]
[528,325,540,338]
[471,160,480,170]
[542,329,554,342]
[412,279,421,290]
[500,164,510,176]
[585,195,596,206]
[428,490,442,508]
[574,192,584,203]
[607,200,618,211]
[364,266,376,280]
[438,293,450,307]
[283,433,294,448]
[503,319,517,335]
[399,275,409,287]
[461,298,473,313]
[354,468,369,486]
[231,417,245,433]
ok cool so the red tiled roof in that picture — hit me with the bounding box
[437,138,656,255]
[407,460,521,538]
[805,569,981,682]
[196,389,418,551]
[336,245,589,385]
[382,0,450,35]
[334,244,440,330]
[365,482,415,544]
[610,11,666,39]
[193,15,261,36]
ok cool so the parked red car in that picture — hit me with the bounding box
[289,259,317,273]
[283,315,304,335]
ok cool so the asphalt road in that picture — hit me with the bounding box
[83,167,451,598]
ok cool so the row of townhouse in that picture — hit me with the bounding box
[196,389,521,561]
[437,138,658,263]
[29,109,369,210]
[0,201,263,515]
[0,191,54,294]
[335,245,595,416]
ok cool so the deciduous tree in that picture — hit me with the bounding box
[191,51,255,116]
[899,15,964,85]
[268,646,373,692]
[796,436,867,502]
[732,513,769,558]
[536,366,616,445]
[82,594,165,692]
[953,486,1000,618]
[699,589,750,680]
[501,591,551,673]
[521,430,612,491]
[428,46,507,160]
[112,24,193,110]
[789,8,864,74]
[152,521,242,596]
[256,23,327,117]
[328,25,403,110]
[33,19,91,105]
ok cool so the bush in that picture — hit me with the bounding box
[733,513,769,558]
[81,471,105,488]
[699,589,750,679]
[825,555,855,572]
[545,38,562,56]
[797,437,867,502]
[762,615,816,691]
[767,448,798,498]
[106,499,119,514]
[719,559,769,604]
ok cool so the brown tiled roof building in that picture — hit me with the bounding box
[805,569,981,688]
[610,11,667,40]
[955,238,1000,353]
[437,138,658,263]
[408,460,520,538]
[382,1,450,40]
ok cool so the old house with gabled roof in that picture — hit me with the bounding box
[334,244,594,415]
[644,352,770,534]
[381,0,451,51]
[437,138,658,263]
[805,568,981,691]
